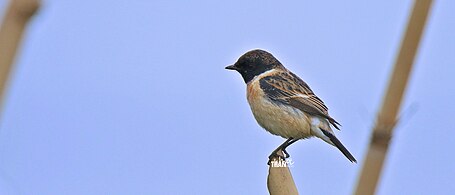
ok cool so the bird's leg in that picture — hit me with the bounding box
[283,139,299,158]
[281,138,299,158]
[268,138,295,165]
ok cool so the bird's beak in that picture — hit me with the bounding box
[225,64,239,71]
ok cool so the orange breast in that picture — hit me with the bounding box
[246,77,312,139]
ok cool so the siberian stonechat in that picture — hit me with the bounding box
[226,49,356,163]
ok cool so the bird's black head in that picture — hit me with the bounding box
[225,49,283,83]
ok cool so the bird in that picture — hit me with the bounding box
[225,49,356,163]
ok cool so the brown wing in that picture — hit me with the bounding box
[259,71,341,130]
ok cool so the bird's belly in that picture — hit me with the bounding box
[247,95,312,139]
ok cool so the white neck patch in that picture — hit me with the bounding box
[248,69,278,84]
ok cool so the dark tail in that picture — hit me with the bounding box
[321,128,357,163]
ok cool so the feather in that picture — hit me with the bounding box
[259,71,341,130]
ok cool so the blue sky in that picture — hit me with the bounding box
[0,0,454,194]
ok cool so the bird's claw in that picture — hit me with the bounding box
[282,149,290,158]
[267,149,289,165]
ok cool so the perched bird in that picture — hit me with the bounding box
[226,49,356,163]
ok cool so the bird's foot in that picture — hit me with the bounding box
[267,149,289,165]
[267,138,296,165]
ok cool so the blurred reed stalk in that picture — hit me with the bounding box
[0,0,40,117]
[354,0,433,194]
